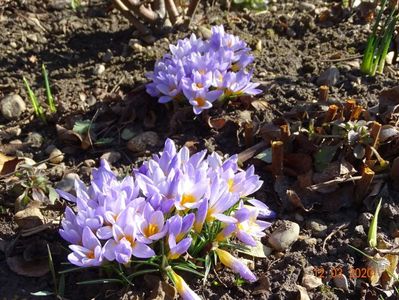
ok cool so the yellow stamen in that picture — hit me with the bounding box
[231,64,240,72]
[205,208,215,222]
[181,193,196,205]
[87,250,95,259]
[195,97,206,107]
[125,235,135,248]
[227,178,234,192]
[144,224,159,237]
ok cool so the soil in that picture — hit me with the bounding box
[1,0,399,299]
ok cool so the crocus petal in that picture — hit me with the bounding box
[214,248,257,282]
[132,242,155,258]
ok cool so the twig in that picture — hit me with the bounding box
[307,173,388,191]
[184,0,201,27]
[122,0,159,23]
[165,0,180,24]
[271,141,284,176]
[322,223,349,252]
[113,0,151,35]
[237,141,267,164]
[320,55,363,62]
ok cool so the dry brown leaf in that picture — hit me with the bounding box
[208,117,227,130]
[251,100,270,111]
[56,124,82,144]
[367,254,390,286]
[6,255,49,277]
[0,153,21,176]
[14,201,45,228]
[287,190,312,212]
[296,285,310,300]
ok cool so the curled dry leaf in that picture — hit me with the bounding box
[367,254,390,286]
[56,124,82,144]
[14,202,45,229]
[207,117,227,130]
[6,255,49,277]
[0,153,21,176]
[287,190,312,212]
[251,99,270,111]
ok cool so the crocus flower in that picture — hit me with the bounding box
[214,248,257,282]
[146,25,259,114]
[167,235,192,260]
[167,267,201,300]
[138,204,168,243]
[68,227,103,267]
[59,207,82,245]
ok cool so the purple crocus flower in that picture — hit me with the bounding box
[214,248,257,282]
[167,235,192,260]
[222,71,262,97]
[59,207,82,245]
[184,88,223,115]
[138,203,168,243]
[103,207,155,264]
[68,227,103,267]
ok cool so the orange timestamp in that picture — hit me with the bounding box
[313,266,374,279]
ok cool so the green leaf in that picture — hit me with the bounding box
[126,269,159,280]
[30,291,54,297]
[94,138,114,146]
[314,145,339,172]
[48,187,59,205]
[254,148,272,163]
[58,274,65,297]
[77,278,123,285]
[173,265,204,277]
[368,198,382,248]
[73,120,92,135]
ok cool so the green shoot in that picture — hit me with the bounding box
[47,243,58,296]
[361,0,398,76]
[71,0,81,11]
[23,76,46,123]
[42,64,56,113]
[368,198,382,248]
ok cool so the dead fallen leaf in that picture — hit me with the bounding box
[296,285,310,300]
[251,99,270,111]
[0,153,21,175]
[56,124,82,144]
[238,240,272,258]
[7,255,49,277]
[367,254,390,286]
[208,117,227,130]
[287,190,312,212]
[14,201,45,229]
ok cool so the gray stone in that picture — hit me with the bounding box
[127,131,159,152]
[333,274,349,291]
[307,219,328,237]
[56,173,80,193]
[299,2,316,11]
[1,94,26,120]
[49,148,64,164]
[317,66,340,86]
[94,64,105,75]
[101,151,121,164]
[268,221,300,251]
[25,132,43,148]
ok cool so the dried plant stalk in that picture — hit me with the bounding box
[391,157,399,189]
[123,0,159,23]
[355,166,375,204]
[323,104,338,123]
[344,99,356,121]
[184,0,200,27]
[165,0,180,24]
[237,141,267,164]
[243,122,254,147]
[349,105,363,121]
[280,124,290,143]
[113,0,151,35]
[271,141,284,176]
[365,121,382,160]
[319,85,329,102]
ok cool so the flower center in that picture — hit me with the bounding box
[125,235,135,247]
[144,224,159,237]
[227,178,234,192]
[87,250,95,259]
[181,193,196,205]
[196,83,204,88]
[231,63,240,72]
[195,97,206,107]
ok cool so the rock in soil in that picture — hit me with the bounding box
[127,131,159,152]
[55,173,80,193]
[14,203,44,229]
[317,66,340,86]
[101,151,121,164]
[0,94,26,120]
[301,274,323,290]
[268,221,300,251]
[49,148,64,164]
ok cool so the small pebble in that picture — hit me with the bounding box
[302,274,323,290]
[268,221,300,251]
[94,64,105,75]
[127,131,159,152]
[1,94,26,120]
[56,173,80,193]
[307,219,327,237]
[84,159,96,167]
[317,66,340,86]
[101,151,121,164]
[49,148,64,164]
[299,2,316,11]
[25,132,43,148]
[333,274,349,291]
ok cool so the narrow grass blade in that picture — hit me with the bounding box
[23,76,46,122]
[368,198,382,248]
[42,64,56,113]
[47,243,58,296]
[77,278,123,285]
[126,268,159,280]
[172,265,204,277]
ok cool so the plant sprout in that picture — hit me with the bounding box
[23,76,46,123]
[361,0,398,76]
[42,64,56,114]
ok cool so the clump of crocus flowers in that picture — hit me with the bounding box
[146,25,261,115]
[58,139,274,299]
